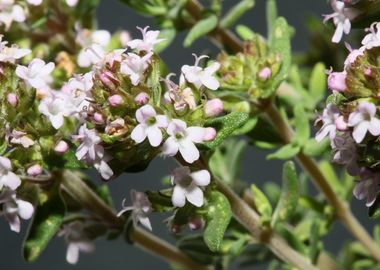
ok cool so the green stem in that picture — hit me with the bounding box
[60,170,209,270]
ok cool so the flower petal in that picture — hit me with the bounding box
[190,170,211,186]
[185,185,204,207]
[172,185,186,207]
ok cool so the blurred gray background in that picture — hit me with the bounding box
[1,0,376,269]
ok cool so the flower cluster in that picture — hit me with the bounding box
[317,23,380,207]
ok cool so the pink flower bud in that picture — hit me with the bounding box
[258,67,272,81]
[7,93,18,107]
[119,31,131,47]
[335,115,348,131]
[54,140,69,154]
[205,98,224,117]
[328,71,347,92]
[365,68,372,77]
[108,94,123,107]
[100,71,118,89]
[344,49,363,67]
[204,127,217,141]
[93,112,104,123]
[135,92,150,105]
[188,217,204,231]
[27,164,43,176]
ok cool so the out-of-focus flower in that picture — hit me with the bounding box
[127,26,164,52]
[353,169,380,207]
[134,92,150,105]
[327,71,347,92]
[205,98,224,117]
[27,164,43,177]
[315,104,341,142]
[120,52,153,86]
[0,189,34,233]
[0,37,30,63]
[323,0,351,43]
[7,93,18,107]
[6,126,34,148]
[117,189,153,231]
[16,58,55,89]
[361,22,380,50]
[58,222,95,265]
[0,156,21,190]
[171,166,210,207]
[38,96,67,129]
[332,132,359,176]
[54,140,69,154]
[0,0,25,30]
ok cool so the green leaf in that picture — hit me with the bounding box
[203,112,249,150]
[271,161,299,227]
[209,139,246,184]
[264,17,291,98]
[184,15,219,47]
[309,220,323,263]
[178,235,219,265]
[235,24,255,40]
[369,195,380,219]
[276,223,307,255]
[147,55,162,106]
[0,135,6,155]
[204,191,232,252]
[220,0,255,29]
[309,63,326,101]
[23,185,65,262]
[251,184,272,222]
[319,161,345,198]
[293,105,310,146]
[266,0,278,44]
[267,143,300,160]
[374,225,380,244]
[303,138,329,157]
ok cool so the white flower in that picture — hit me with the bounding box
[323,0,351,43]
[120,52,153,86]
[77,43,106,68]
[0,156,21,190]
[16,58,55,89]
[315,104,341,142]
[0,0,25,30]
[0,36,30,63]
[26,0,43,5]
[181,54,220,90]
[66,0,78,7]
[171,166,210,207]
[38,95,67,129]
[127,26,164,52]
[58,222,95,265]
[131,105,168,147]
[353,169,380,207]
[0,189,34,233]
[93,156,113,180]
[348,102,380,143]
[361,22,380,50]
[162,119,206,163]
[117,189,152,231]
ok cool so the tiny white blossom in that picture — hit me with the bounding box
[348,102,380,143]
[58,222,95,265]
[117,189,153,231]
[162,119,206,164]
[181,54,220,90]
[0,0,26,30]
[0,156,21,190]
[131,105,168,147]
[0,189,34,233]
[0,36,30,63]
[26,0,43,5]
[323,0,351,43]
[16,58,55,89]
[38,95,67,129]
[361,22,380,50]
[65,0,78,7]
[120,52,153,86]
[171,166,210,208]
[7,128,34,148]
[127,26,164,52]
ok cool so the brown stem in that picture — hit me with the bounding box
[60,170,208,270]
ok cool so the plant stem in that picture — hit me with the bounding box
[215,178,319,270]
[264,102,380,261]
[60,170,209,270]
[185,0,380,261]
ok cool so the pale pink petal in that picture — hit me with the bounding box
[172,185,186,207]
[178,139,199,163]
[147,126,162,147]
[185,185,204,207]
[190,170,211,186]
[186,127,205,143]
[17,200,34,219]
[138,216,152,231]
[156,115,168,128]
[3,172,21,190]
[66,243,80,264]
[131,124,147,144]
[352,121,370,143]
[162,137,179,156]
[369,118,380,136]
[136,105,156,123]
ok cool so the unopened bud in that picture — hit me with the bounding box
[100,71,118,89]
[93,112,104,123]
[135,92,150,105]
[328,71,347,92]
[54,140,69,154]
[258,67,272,81]
[205,98,224,117]
[188,217,204,231]
[108,94,123,107]
[204,127,217,141]
[7,93,18,107]
[27,164,43,176]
